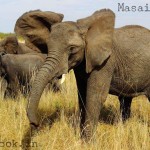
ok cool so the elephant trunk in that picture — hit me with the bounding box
[27,51,60,127]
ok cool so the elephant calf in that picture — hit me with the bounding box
[0,54,63,98]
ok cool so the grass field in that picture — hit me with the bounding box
[0,71,149,150]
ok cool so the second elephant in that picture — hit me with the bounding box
[0,54,63,98]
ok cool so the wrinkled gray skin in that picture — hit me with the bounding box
[0,54,61,98]
[15,9,150,141]
[0,35,39,54]
[0,35,37,97]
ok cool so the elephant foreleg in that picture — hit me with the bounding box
[74,66,88,133]
[84,67,113,141]
[119,96,132,121]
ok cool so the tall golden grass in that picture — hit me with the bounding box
[0,70,149,150]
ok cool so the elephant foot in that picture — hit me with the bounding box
[80,123,95,143]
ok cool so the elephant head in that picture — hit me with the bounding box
[0,36,19,54]
[15,9,115,127]
[0,35,39,54]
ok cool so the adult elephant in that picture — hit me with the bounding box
[15,9,150,140]
[0,35,39,54]
[0,54,64,98]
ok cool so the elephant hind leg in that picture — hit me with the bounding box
[119,96,132,121]
[74,70,87,132]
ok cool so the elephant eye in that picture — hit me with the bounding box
[70,46,75,51]
[69,46,79,54]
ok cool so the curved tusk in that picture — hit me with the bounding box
[60,74,66,84]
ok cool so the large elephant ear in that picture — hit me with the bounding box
[14,10,64,53]
[77,9,115,73]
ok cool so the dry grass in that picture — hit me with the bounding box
[0,71,149,150]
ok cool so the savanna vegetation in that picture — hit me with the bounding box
[0,32,14,40]
[0,71,149,150]
[0,32,23,42]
